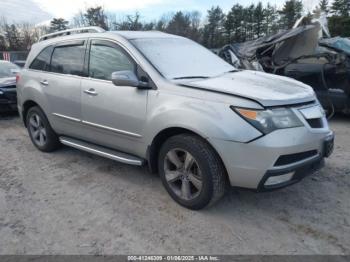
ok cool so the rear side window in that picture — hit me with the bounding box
[89,41,135,81]
[29,46,53,71]
[51,44,85,76]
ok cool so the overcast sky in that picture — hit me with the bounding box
[0,0,320,24]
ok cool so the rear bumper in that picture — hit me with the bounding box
[210,127,334,190]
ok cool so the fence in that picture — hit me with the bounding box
[0,51,29,63]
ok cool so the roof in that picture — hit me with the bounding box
[110,31,181,40]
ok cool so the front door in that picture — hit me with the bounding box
[81,39,148,154]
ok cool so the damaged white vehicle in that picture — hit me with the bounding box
[17,28,334,209]
[219,15,350,115]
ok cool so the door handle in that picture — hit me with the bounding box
[84,88,98,96]
[40,80,49,86]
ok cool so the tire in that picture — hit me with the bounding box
[26,106,60,152]
[158,134,226,210]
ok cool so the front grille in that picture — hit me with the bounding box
[274,150,318,166]
[1,85,16,89]
[306,118,324,128]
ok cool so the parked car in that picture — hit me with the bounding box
[219,16,350,116]
[0,60,20,112]
[17,27,334,209]
[13,60,27,68]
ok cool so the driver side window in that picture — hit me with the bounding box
[88,40,135,81]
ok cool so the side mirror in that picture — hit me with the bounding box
[111,70,140,87]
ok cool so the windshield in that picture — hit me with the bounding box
[131,37,235,80]
[0,62,20,78]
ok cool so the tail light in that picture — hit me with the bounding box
[16,74,20,84]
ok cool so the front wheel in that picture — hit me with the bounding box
[158,134,226,210]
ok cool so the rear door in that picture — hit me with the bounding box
[45,40,87,136]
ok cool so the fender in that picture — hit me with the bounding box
[143,91,262,146]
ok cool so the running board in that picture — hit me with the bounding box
[59,137,144,166]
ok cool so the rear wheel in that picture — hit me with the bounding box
[158,134,226,210]
[26,106,60,152]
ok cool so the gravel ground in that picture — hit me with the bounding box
[0,113,349,255]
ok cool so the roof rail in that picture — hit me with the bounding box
[39,26,105,42]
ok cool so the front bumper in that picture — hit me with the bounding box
[210,127,334,190]
[0,87,17,112]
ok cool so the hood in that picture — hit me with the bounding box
[181,71,316,107]
[219,23,321,65]
[226,24,319,61]
[0,77,16,88]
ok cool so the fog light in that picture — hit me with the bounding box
[265,172,295,186]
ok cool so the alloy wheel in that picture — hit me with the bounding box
[164,149,203,201]
[29,113,47,147]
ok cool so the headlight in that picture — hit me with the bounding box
[231,106,303,134]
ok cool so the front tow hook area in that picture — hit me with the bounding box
[324,133,335,158]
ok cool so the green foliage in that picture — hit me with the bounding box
[83,6,108,30]
[166,12,191,37]
[202,6,226,48]
[4,24,23,51]
[225,2,279,43]
[50,18,69,32]
[319,0,329,13]
[225,4,245,42]
[1,0,350,51]
[165,11,202,42]
[331,0,350,17]
[328,16,350,37]
[279,0,303,29]
[116,12,143,30]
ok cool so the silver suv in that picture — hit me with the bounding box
[17,28,334,210]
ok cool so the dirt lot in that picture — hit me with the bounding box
[0,114,349,255]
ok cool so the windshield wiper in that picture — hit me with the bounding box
[173,76,210,80]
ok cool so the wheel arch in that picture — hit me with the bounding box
[22,100,40,127]
[147,127,227,177]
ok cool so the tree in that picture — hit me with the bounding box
[279,0,303,29]
[0,34,7,50]
[50,18,69,32]
[21,23,38,50]
[143,22,155,30]
[225,4,245,42]
[155,20,167,31]
[83,6,108,30]
[4,24,23,51]
[328,16,350,36]
[331,0,350,17]
[319,0,329,13]
[263,3,279,35]
[239,4,255,41]
[329,0,350,36]
[166,12,191,37]
[254,2,265,38]
[187,11,202,41]
[116,12,143,30]
[202,6,226,48]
